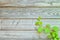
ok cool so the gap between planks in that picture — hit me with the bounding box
[0,29,36,31]
[0,6,60,8]
[0,18,60,20]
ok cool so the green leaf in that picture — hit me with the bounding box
[52,26,59,32]
[35,21,39,26]
[52,33,56,38]
[37,16,41,21]
[55,36,58,39]
[39,21,43,26]
[46,24,51,28]
[51,31,58,39]
[48,34,52,38]
[37,27,43,33]
[35,21,43,26]
[44,28,50,33]
[59,38,60,40]
[53,38,58,40]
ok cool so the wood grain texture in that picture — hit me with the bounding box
[0,31,37,38]
[0,8,60,18]
[0,31,60,40]
[0,0,60,6]
[0,31,39,40]
[0,19,60,31]
[0,0,60,40]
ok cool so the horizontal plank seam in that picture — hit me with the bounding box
[0,29,36,31]
[0,6,60,8]
[0,18,60,20]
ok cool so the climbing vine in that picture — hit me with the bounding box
[35,16,60,40]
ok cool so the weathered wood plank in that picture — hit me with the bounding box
[0,19,60,30]
[0,8,60,18]
[0,31,38,38]
[0,31,41,40]
[0,31,39,40]
[0,31,60,40]
[0,0,60,6]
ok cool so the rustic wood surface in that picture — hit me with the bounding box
[0,0,60,40]
[0,8,60,18]
[0,19,60,30]
[0,0,60,6]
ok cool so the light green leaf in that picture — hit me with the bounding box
[52,26,59,32]
[37,27,43,33]
[37,16,41,21]
[53,38,57,40]
[48,34,52,38]
[35,21,39,26]
[44,28,50,33]
[46,24,51,28]
[35,21,43,26]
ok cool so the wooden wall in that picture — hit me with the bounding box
[0,0,60,40]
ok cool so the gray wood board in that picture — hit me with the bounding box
[0,0,60,6]
[0,19,60,30]
[0,8,60,18]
